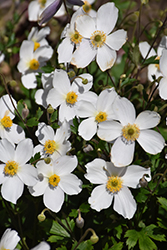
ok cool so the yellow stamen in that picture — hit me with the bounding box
[71,31,83,44]
[38,0,46,8]
[122,123,140,142]
[66,91,78,105]
[29,59,40,70]
[155,56,160,71]
[106,176,123,193]
[83,1,91,13]
[90,30,106,48]
[1,115,13,128]
[44,140,58,155]
[49,174,60,187]
[95,111,107,123]
[4,161,19,176]
[34,42,40,51]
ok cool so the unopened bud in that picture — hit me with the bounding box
[76,209,84,229]
[90,231,99,244]
[38,212,46,222]
[139,175,148,188]
[9,80,17,87]
[82,78,88,85]
[83,144,93,153]
[22,103,29,120]
[68,70,76,78]
[47,104,54,114]
[44,157,51,164]
[136,84,144,92]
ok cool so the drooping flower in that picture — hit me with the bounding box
[85,158,151,219]
[30,155,82,212]
[17,40,53,89]
[98,96,165,167]
[71,2,127,71]
[47,69,95,122]
[0,138,37,204]
[0,94,25,144]
[77,88,118,140]
[0,228,20,250]
[34,121,71,160]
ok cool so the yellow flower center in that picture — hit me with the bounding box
[155,56,160,71]
[95,111,107,123]
[29,59,40,70]
[90,30,106,48]
[38,0,46,8]
[122,123,140,142]
[49,174,60,187]
[71,31,83,44]
[34,42,40,51]
[4,161,19,176]
[83,1,91,13]
[0,115,13,128]
[106,176,123,193]
[66,91,78,105]
[44,140,58,155]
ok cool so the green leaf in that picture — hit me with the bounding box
[72,240,93,250]
[50,110,58,122]
[56,246,67,250]
[36,107,43,120]
[115,225,122,240]
[111,242,123,250]
[50,220,70,238]
[125,230,139,249]
[138,233,157,250]
[26,117,38,127]
[48,235,64,243]
[157,197,167,211]
[143,56,158,65]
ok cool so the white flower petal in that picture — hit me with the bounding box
[59,173,82,195]
[59,101,76,122]
[14,139,33,165]
[53,155,78,176]
[71,39,96,68]
[97,2,118,34]
[36,122,54,143]
[111,137,135,167]
[44,185,64,212]
[73,73,93,93]
[17,164,37,186]
[0,164,6,184]
[148,64,162,82]
[34,45,53,61]
[76,100,96,117]
[1,123,25,144]
[58,38,74,63]
[1,176,24,204]
[0,228,20,250]
[139,41,156,59]
[76,15,96,37]
[97,121,122,141]
[159,77,167,100]
[0,94,16,119]
[88,184,113,212]
[53,69,71,91]
[78,117,97,140]
[47,88,65,109]
[28,1,40,21]
[96,45,116,71]
[122,165,151,188]
[31,241,50,250]
[106,29,127,51]
[21,73,37,89]
[135,110,161,129]
[160,49,167,77]
[137,129,165,154]
[113,186,136,219]
[30,178,48,196]
[85,158,108,184]
[0,138,15,163]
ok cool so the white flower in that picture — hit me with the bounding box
[85,158,151,219]
[73,0,96,18]
[0,51,5,63]
[28,26,51,49]
[0,94,25,144]
[0,138,37,204]
[98,96,165,167]
[139,40,163,81]
[71,2,127,71]
[77,88,118,140]
[34,121,71,160]
[158,48,167,100]
[35,72,54,108]
[17,40,53,89]
[0,228,20,250]
[47,69,95,122]
[28,0,56,21]
[30,155,82,212]
[31,241,50,250]
[57,10,83,64]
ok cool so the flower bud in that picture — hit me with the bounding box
[22,103,29,120]
[44,157,51,164]
[82,78,88,85]
[139,175,148,188]
[83,144,93,153]
[90,231,99,244]
[76,209,84,229]
[68,70,76,78]
[47,104,54,114]
[38,212,46,222]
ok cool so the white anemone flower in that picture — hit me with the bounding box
[77,88,118,140]
[0,138,38,204]
[17,41,53,89]
[47,69,96,122]
[0,94,25,144]
[30,155,82,212]
[31,241,50,250]
[73,0,96,18]
[28,26,51,50]
[0,228,20,250]
[71,2,127,71]
[158,48,167,100]
[139,40,164,81]
[85,158,151,219]
[34,121,71,160]
[98,96,165,167]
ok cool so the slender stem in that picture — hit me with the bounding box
[106,70,116,89]
[73,228,95,250]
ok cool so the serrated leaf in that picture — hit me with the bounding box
[26,117,38,127]
[36,107,43,120]
[143,225,166,242]
[115,225,122,240]
[50,220,70,238]
[48,235,64,243]
[157,197,167,211]
[138,231,157,250]
[111,242,123,250]
[125,230,139,249]
[72,240,93,250]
